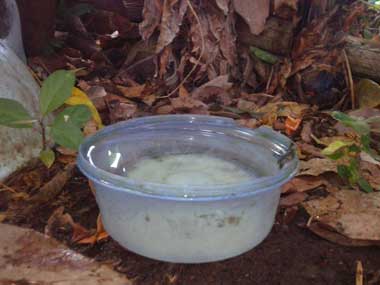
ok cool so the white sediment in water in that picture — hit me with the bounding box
[127,154,252,185]
[97,153,280,263]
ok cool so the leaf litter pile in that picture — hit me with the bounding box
[2,0,380,284]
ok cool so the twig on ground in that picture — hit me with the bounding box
[343,49,355,109]
[356,260,363,285]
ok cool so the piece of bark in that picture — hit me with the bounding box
[0,223,131,284]
[237,16,295,55]
[346,35,380,82]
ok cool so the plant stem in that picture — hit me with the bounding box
[39,120,47,150]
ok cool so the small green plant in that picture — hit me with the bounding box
[0,70,91,168]
[322,111,380,192]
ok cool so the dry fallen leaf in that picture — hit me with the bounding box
[155,0,188,52]
[257,101,309,126]
[280,192,308,207]
[361,161,380,189]
[171,86,209,114]
[303,190,380,244]
[282,176,326,193]
[78,214,109,245]
[232,0,269,35]
[45,206,92,242]
[0,223,130,284]
[355,79,380,108]
[117,84,145,99]
[298,158,337,176]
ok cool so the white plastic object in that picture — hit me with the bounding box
[0,0,41,180]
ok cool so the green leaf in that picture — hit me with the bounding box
[322,140,353,156]
[55,105,91,128]
[40,70,76,115]
[357,177,374,193]
[250,47,278,64]
[332,111,370,136]
[348,158,360,184]
[50,120,84,150]
[0,98,34,128]
[39,149,55,168]
[325,149,345,160]
[337,164,351,180]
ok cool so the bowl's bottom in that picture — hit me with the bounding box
[95,183,281,264]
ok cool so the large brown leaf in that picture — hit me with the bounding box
[0,223,130,284]
[232,0,269,35]
[303,190,380,244]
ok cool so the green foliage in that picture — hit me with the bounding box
[50,120,85,150]
[0,99,35,128]
[39,149,55,168]
[54,105,92,128]
[0,70,92,167]
[250,47,279,65]
[50,105,91,149]
[40,70,75,115]
[323,111,379,192]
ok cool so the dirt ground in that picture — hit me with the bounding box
[3,165,380,285]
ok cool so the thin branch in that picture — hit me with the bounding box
[343,49,355,109]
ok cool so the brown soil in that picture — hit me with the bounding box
[4,167,380,285]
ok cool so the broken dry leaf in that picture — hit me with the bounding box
[303,190,380,245]
[282,176,326,193]
[298,158,337,176]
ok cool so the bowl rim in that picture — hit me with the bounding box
[77,115,299,200]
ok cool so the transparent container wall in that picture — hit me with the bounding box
[89,128,280,183]
[95,180,281,263]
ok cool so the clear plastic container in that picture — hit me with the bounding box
[77,115,298,263]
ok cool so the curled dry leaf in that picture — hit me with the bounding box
[298,158,337,176]
[303,190,380,245]
[77,214,109,245]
